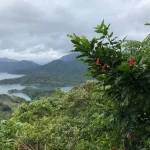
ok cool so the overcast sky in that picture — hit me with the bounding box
[0,0,149,64]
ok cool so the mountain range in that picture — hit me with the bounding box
[0,57,17,62]
[59,53,80,61]
[0,53,80,73]
[0,59,40,73]
[0,53,89,86]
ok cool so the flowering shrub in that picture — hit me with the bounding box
[68,20,150,149]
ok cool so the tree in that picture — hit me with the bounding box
[68,20,150,149]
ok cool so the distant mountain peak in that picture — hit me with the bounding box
[59,53,80,61]
[0,59,40,74]
[0,57,17,62]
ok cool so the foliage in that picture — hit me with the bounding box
[0,72,89,87]
[9,87,55,100]
[0,81,118,149]
[0,102,12,111]
[0,120,22,150]
[68,20,150,149]
[22,87,55,100]
[0,94,27,120]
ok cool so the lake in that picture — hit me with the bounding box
[0,73,73,101]
[0,73,24,80]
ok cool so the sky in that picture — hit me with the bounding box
[0,0,149,64]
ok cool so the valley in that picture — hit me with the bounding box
[0,54,85,121]
[0,53,89,100]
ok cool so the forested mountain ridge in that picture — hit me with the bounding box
[0,53,84,75]
[10,53,83,75]
[0,60,89,86]
[0,55,89,86]
[12,60,87,75]
[0,57,17,62]
[59,52,80,61]
[0,59,40,73]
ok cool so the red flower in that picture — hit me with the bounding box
[127,135,132,140]
[110,147,116,150]
[95,46,99,49]
[95,59,100,65]
[102,64,106,71]
[129,58,134,66]
[82,148,85,150]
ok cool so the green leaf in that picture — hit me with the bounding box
[83,72,92,76]
[118,62,130,72]
[124,96,129,106]
[101,19,104,28]
[95,29,103,34]
[96,74,106,80]
[109,32,113,38]
[71,40,79,45]
[145,23,150,26]
[138,70,150,78]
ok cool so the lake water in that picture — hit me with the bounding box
[0,73,24,80]
[0,84,31,101]
[0,73,73,101]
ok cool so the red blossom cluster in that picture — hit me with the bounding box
[127,135,132,140]
[110,147,116,150]
[102,64,106,71]
[129,58,134,66]
[95,59,100,65]
[95,58,134,71]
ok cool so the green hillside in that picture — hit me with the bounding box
[10,60,87,75]
[0,60,89,86]
[0,60,40,73]
[0,94,27,120]
[9,87,55,100]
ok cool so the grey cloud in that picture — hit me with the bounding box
[0,0,149,64]
[0,0,43,24]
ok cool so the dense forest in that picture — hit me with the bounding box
[1,21,150,150]
[8,87,55,100]
[0,73,88,86]
[1,80,117,149]
[0,94,27,120]
[0,88,55,120]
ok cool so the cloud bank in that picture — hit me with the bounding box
[0,0,149,64]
